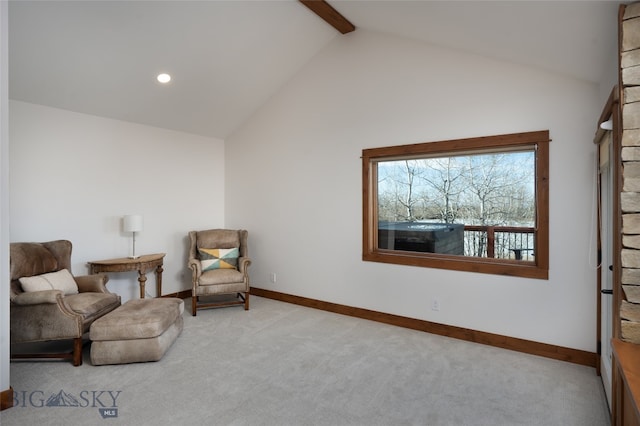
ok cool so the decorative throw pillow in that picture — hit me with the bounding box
[19,269,79,295]
[198,247,239,271]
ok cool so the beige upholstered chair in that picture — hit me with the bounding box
[188,229,251,315]
[10,240,121,366]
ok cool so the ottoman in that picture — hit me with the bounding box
[90,297,184,365]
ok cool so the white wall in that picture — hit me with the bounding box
[9,101,225,300]
[1,0,10,397]
[598,30,620,108]
[226,30,602,352]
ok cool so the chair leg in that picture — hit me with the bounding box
[192,295,197,316]
[244,292,250,310]
[72,337,83,366]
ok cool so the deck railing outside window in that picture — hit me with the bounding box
[463,225,535,260]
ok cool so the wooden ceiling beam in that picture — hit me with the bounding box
[299,0,355,34]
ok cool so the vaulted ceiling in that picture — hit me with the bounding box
[9,1,622,140]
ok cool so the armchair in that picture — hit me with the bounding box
[10,240,121,366]
[188,229,251,315]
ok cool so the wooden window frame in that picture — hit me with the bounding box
[362,130,550,279]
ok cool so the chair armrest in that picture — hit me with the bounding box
[75,274,110,293]
[188,258,202,277]
[11,289,63,305]
[10,290,84,344]
[238,257,251,273]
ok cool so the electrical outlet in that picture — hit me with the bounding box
[431,298,441,311]
[270,272,277,283]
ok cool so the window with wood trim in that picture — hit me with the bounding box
[362,130,549,279]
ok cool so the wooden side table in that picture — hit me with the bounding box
[88,253,166,298]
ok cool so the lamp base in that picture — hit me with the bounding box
[128,255,140,259]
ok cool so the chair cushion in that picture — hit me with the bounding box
[199,268,245,285]
[65,292,121,319]
[19,269,78,295]
[198,247,239,271]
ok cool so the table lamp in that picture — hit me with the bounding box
[123,214,143,258]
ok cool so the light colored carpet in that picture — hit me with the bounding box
[1,296,610,426]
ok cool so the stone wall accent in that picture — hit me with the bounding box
[623,234,640,249]
[621,4,640,343]
[623,284,640,302]
[622,128,640,146]
[622,300,640,321]
[624,162,640,191]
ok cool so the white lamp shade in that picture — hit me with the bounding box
[123,215,143,233]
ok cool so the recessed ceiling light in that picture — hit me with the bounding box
[157,73,171,84]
